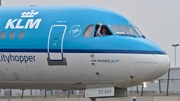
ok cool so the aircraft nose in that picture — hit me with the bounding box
[135,39,170,79]
[134,38,170,76]
[135,54,170,77]
[156,55,170,77]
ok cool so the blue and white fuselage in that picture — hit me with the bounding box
[0,6,170,90]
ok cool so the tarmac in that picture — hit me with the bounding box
[0,94,180,101]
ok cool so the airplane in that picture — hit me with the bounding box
[0,5,170,100]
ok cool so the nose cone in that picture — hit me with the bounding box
[155,55,170,77]
[135,38,170,80]
[135,54,170,76]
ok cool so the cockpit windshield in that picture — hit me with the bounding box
[134,27,145,38]
[109,25,138,37]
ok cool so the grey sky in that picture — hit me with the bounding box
[2,0,180,67]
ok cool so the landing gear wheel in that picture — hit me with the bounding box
[90,98,96,101]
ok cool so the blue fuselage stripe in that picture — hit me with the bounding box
[0,49,166,54]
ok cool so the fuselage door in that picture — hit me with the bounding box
[48,25,67,61]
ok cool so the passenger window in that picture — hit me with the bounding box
[83,24,94,38]
[10,31,15,39]
[19,31,24,39]
[94,25,112,37]
[0,31,6,39]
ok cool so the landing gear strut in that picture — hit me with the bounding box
[90,98,96,101]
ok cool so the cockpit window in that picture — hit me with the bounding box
[110,25,137,37]
[83,24,94,38]
[84,24,113,38]
[134,27,146,38]
[94,25,112,37]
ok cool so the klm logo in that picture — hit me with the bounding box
[5,19,42,29]
[5,10,42,29]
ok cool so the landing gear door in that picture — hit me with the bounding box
[48,25,67,61]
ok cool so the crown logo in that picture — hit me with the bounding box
[21,10,39,18]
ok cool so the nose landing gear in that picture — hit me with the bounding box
[90,98,96,101]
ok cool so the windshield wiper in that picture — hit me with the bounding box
[141,35,146,38]
[117,34,136,37]
[124,34,136,37]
